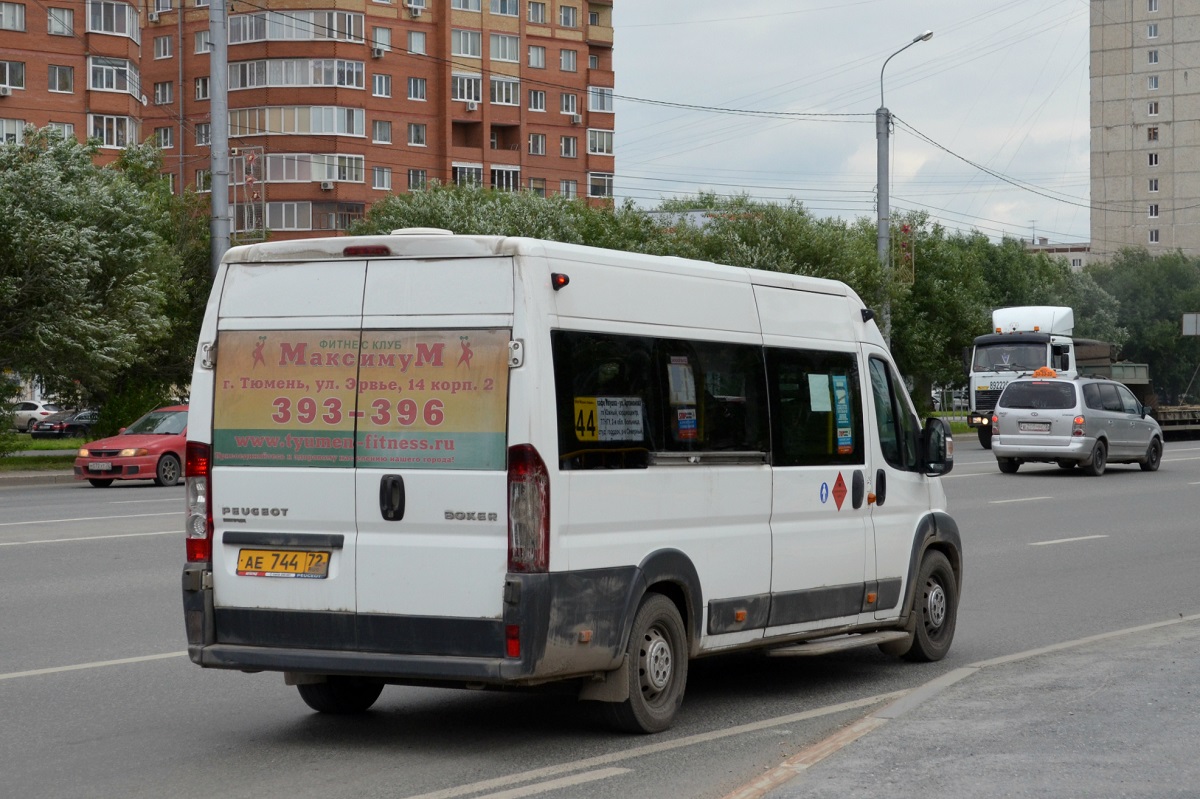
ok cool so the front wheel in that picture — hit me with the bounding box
[605,593,688,734]
[1083,440,1108,476]
[997,458,1020,474]
[88,478,114,488]
[297,677,384,714]
[154,454,182,486]
[1140,438,1162,472]
[977,427,993,449]
[903,550,958,663]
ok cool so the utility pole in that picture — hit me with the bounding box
[209,0,230,277]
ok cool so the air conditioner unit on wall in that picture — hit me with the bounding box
[0,86,11,97]
[466,100,478,111]
[409,6,422,18]
[320,181,335,190]
[570,114,582,125]
[148,11,159,22]
[372,47,385,58]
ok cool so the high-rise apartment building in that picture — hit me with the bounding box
[1091,0,1195,256]
[0,0,615,239]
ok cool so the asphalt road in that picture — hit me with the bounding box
[2,439,1198,799]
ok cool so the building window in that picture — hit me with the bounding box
[452,29,482,57]
[195,169,211,192]
[0,60,24,90]
[1148,100,1159,116]
[88,0,139,43]
[490,77,519,105]
[1149,152,1159,167]
[560,49,577,72]
[155,126,173,148]
[154,0,172,12]
[588,86,614,112]
[528,1,545,23]
[560,136,576,158]
[589,10,599,25]
[408,168,427,190]
[559,179,577,198]
[47,7,72,34]
[490,0,518,16]
[1149,204,1159,218]
[451,73,482,102]
[491,33,519,62]
[528,45,545,68]
[408,30,426,54]
[1147,23,1158,38]
[529,90,545,111]
[373,73,391,97]
[0,118,23,144]
[267,202,312,231]
[587,129,613,155]
[48,121,74,139]
[154,81,173,104]
[1149,229,1160,243]
[453,164,483,186]
[559,5,577,27]
[528,177,546,197]
[89,114,136,149]
[195,0,208,6]
[560,93,577,114]
[492,166,520,191]
[1071,258,1082,269]
[371,26,391,51]
[588,172,613,198]
[451,0,480,9]
[372,119,392,143]
[589,54,599,69]
[1148,126,1159,141]
[1148,74,1159,90]
[228,11,364,44]
[195,76,210,99]
[195,29,211,53]
[48,65,73,93]
[408,77,426,100]
[1149,0,1158,11]
[1148,49,1159,64]
[1149,178,1159,192]
[372,166,391,190]
[528,132,546,155]
[89,57,138,96]
[407,123,426,146]
[195,122,210,146]
[154,35,172,59]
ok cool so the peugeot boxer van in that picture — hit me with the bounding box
[182,230,961,733]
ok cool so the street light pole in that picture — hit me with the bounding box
[877,30,932,347]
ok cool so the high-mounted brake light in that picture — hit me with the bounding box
[343,245,392,257]
[507,444,549,573]
[185,441,213,562]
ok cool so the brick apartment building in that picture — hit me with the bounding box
[0,0,615,239]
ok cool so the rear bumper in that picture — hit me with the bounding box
[992,435,1094,462]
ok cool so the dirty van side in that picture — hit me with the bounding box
[183,232,960,734]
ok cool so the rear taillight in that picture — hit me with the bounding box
[991,415,999,436]
[185,440,213,562]
[507,444,549,573]
[1073,415,1085,436]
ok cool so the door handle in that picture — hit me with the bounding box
[379,474,406,521]
[852,470,865,509]
[874,469,887,507]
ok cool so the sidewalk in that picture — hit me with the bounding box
[746,615,1200,799]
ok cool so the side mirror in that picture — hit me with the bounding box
[921,417,954,476]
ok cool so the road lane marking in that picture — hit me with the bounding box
[0,512,178,527]
[471,768,630,799]
[0,530,176,546]
[110,499,183,505]
[399,690,906,799]
[989,496,1052,505]
[1030,534,1108,546]
[0,651,187,682]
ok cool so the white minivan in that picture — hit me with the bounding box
[182,231,961,733]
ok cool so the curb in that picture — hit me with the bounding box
[0,472,77,487]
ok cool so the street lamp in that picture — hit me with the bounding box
[877,30,933,346]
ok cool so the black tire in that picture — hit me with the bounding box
[1140,438,1162,472]
[997,457,1020,474]
[25,419,36,432]
[605,593,688,734]
[88,478,114,488]
[154,454,182,486]
[903,550,958,663]
[297,677,384,714]
[1056,459,1077,470]
[1083,440,1107,476]
[977,427,993,449]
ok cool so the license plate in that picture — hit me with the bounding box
[237,549,330,579]
[88,462,113,471]
[1019,422,1051,432]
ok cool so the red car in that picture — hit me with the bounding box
[74,405,188,488]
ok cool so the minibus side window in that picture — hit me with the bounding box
[868,357,919,471]
[656,339,767,454]
[766,347,863,467]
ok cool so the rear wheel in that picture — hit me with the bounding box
[903,550,958,663]
[297,677,384,714]
[1140,438,1162,472]
[997,458,1020,474]
[154,454,182,486]
[977,427,993,449]
[1056,459,1077,470]
[1083,440,1108,476]
[605,593,688,734]
[88,478,114,488]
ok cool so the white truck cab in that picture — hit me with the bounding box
[182,231,962,733]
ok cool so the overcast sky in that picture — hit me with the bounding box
[612,0,1091,245]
